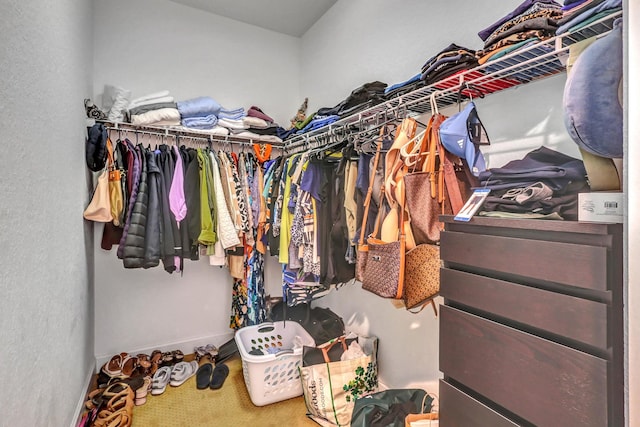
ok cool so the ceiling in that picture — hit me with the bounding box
[169,0,338,37]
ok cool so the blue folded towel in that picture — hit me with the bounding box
[218,107,246,120]
[177,96,221,118]
[181,114,218,129]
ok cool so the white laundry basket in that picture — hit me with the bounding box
[235,321,315,406]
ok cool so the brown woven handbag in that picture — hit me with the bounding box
[361,186,405,300]
[403,243,440,309]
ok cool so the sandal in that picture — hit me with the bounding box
[170,361,198,387]
[93,408,131,427]
[210,363,229,390]
[151,366,172,396]
[120,355,138,378]
[134,377,151,406]
[101,353,128,378]
[172,349,184,364]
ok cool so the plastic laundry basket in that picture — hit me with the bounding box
[235,321,315,406]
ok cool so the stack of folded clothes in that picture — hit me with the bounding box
[420,43,478,85]
[176,96,245,131]
[477,146,589,220]
[316,81,387,118]
[384,74,427,101]
[127,90,180,126]
[296,114,340,135]
[476,0,563,66]
[556,0,622,35]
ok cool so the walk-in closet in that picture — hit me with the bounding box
[1,1,638,426]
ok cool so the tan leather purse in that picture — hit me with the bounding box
[83,168,113,223]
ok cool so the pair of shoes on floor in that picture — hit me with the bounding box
[194,344,218,363]
[82,382,135,426]
[196,363,229,390]
[151,361,198,395]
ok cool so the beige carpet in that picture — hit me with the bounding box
[132,355,317,426]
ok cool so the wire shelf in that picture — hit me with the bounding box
[285,10,621,154]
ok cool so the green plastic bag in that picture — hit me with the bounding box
[350,388,433,427]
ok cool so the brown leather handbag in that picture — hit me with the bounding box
[403,242,440,311]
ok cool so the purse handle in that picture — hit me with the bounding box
[317,336,349,364]
[357,127,385,246]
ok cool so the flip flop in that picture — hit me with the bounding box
[210,363,229,390]
[196,363,213,390]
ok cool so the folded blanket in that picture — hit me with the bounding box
[243,116,269,129]
[131,108,181,126]
[129,102,178,117]
[233,131,283,143]
[218,118,248,130]
[181,114,218,129]
[128,95,175,110]
[218,107,246,120]
[177,96,222,119]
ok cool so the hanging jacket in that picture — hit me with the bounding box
[122,145,148,268]
[183,148,201,260]
[143,149,162,268]
[157,147,179,273]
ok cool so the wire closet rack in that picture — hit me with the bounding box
[284,10,622,155]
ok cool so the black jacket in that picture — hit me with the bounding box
[143,150,162,268]
[122,145,149,268]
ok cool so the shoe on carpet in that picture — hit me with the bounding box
[170,361,199,387]
[151,366,172,395]
[196,363,213,390]
[210,363,229,390]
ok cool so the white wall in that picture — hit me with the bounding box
[301,0,592,391]
[0,1,94,426]
[625,1,637,425]
[92,0,299,364]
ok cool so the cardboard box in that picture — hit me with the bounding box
[578,192,623,223]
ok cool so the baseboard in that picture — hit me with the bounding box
[70,359,96,427]
[95,331,235,372]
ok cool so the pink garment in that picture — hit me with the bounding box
[248,106,274,123]
[169,146,187,222]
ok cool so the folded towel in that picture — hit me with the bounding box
[218,118,248,130]
[177,96,222,119]
[243,116,269,129]
[218,107,246,120]
[181,114,218,129]
[128,95,175,110]
[129,102,178,117]
[172,125,230,136]
[131,108,181,126]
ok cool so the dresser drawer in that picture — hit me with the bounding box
[440,231,608,292]
[440,268,608,351]
[440,306,608,427]
[440,380,520,427]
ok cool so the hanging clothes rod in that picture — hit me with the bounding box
[95,120,286,149]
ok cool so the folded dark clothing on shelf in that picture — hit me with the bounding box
[478,146,587,192]
[296,115,340,134]
[481,190,582,220]
[278,127,297,140]
[384,74,421,94]
[562,0,589,10]
[478,0,561,41]
[477,29,555,59]
[559,0,606,21]
[483,14,561,49]
[128,101,178,117]
[423,61,477,86]
[483,3,562,47]
[247,125,278,136]
[317,80,387,116]
[421,43,477,73]
[384,79,428,101]
[337,97,386,118]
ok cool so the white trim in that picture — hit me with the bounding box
[94,332,235,373]
[70,360,96,427]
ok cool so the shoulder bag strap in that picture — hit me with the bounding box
[358,127,384,246]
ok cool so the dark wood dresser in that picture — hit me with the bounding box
[438,216,623,427]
